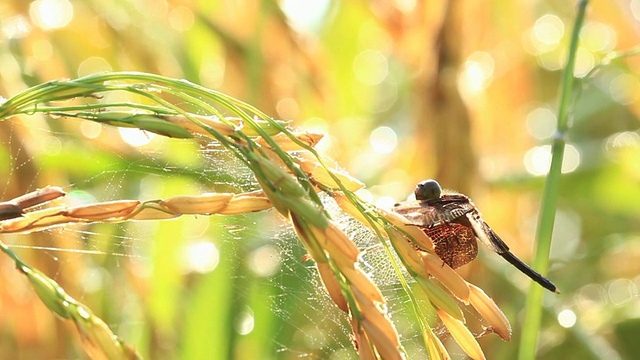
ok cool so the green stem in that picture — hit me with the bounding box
[518,1,588,359]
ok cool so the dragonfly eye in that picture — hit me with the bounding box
[415,179,442,201]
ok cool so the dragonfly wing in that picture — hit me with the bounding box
[423,223,478,269]
[465,212,510,254]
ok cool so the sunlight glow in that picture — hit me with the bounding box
[524,144,581,176]
[459,51,495,94]
[182,241,220,274]
[393,0,417,13]
[557,309,577,328]
[30,0,74,31]
[118,127,154,147]
[355,189,374,203]
[524,146,550,176]
[279,0,331,32]
[369,126,397,154]
[2,16,31,39]
[375,196,397,210]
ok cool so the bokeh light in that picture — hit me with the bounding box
[522,14,571,72]
[80,121,103,139]
[353,50,389,86]
[276,97,300,119]
[459,51,495,95]
[526,107,557,140]
[247,245,281,277]
[524,144,581,176]
[375,196,397,210]
[369,126,397,154]
[557,309,577,328]
[581,22,617,53]
[609,74,640,105]
[2,16,31,39]
[607,278,637,306]
[182,241,220,274]
[168,6,194,32]
[530,14,565,53]
[29,0,74,31]
[279,0,331,32]
[118,127,154,147]
[573,46,595,77]
[77,57,113,77]
[605,131,640,159]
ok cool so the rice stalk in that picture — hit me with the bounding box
[0,72,402,358]
[0,71,513,359]
[0,240,141,360]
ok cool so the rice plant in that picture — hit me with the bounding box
[0,72,516,359]
[0,3,592,358]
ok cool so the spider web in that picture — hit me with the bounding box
[0,116,478,359]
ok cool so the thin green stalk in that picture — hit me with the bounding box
[518,1,588,359]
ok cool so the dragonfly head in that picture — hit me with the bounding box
[414,179,442,201]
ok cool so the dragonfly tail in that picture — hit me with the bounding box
[499,251,559,293]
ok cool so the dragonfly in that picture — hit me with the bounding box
[393,179,558,293]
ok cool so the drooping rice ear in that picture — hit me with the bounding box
[468,283,512,341]
[436,309,486,360]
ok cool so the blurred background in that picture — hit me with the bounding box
[1,0,640,359]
